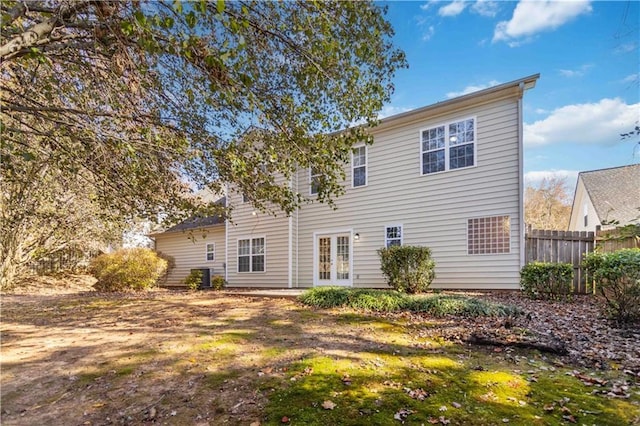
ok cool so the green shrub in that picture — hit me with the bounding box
[377,246,435,294]
[298,287,522,317]
[519,262,573,300]
[90,248,168,292]
[583,249,640,325]
[184,269,204,291]
[211,275,226,290]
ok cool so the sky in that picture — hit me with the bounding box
[380,0,639,190]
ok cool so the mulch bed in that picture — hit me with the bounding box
[404,292,640,374]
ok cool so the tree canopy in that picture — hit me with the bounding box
[524,177,572,231]
[0,0,406,286]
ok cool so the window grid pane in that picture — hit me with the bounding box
[467,216,510,254]
[385,226,402,248]
[421,119,475,175]
[206,243,215,261]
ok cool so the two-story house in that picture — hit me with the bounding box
[152,74,539,290]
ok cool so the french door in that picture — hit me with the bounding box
[315,233,352,286]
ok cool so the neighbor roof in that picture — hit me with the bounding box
[579,164,640,226]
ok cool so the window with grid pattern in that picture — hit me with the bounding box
[421,118,475,175]
[467,216,510,254]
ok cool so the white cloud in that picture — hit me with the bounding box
[493,0,592,45]
[471,0,500,17]
[446,80,501,98]
[622,73,639,84]
[524,170,580,187]
[439,1,467,17]
[524,98,639,146]
[614,41,638,54]
[419,1,438,11]
[558,64,593,78]
[422,25,435,41]
[378,105,414,120]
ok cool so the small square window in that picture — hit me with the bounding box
[385,225,403,248]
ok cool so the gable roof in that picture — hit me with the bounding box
[579,164,640,226]
[149,197,226,236]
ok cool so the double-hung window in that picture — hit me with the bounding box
[206,243,215,261]
[385,225,403,247]
[352,146,367,187]
[238,237,265,272]
[421,117,475,175]
[309,167,321,195]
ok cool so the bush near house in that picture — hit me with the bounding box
[90,248,168,292]
[377,246,435,294]
[299,287,522,317]
[519,262,573,300]
[184,269,204,291]
[583,248,640,325]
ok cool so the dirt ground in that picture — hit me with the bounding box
[1,275,639,425]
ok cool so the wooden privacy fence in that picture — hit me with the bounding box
[525,225,640,294]
[525,229,595,293]
[28,249,102,276]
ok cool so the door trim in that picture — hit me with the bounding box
[312,228,353,287]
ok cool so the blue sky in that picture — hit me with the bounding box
[381,0,639,189]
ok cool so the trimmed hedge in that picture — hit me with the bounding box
[298,287,522,317]
[90,248,168,292]
[520,262,573,300]
[377,246,435,294]
[583,248,640,325]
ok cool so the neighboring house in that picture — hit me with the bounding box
[568,164,640,232]
[153,74,539,290]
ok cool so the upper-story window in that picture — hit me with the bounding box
[352,146,367,188]
[206,243,215,261]
[385,225,403,247]
[309,167,321,195]
[421,117,475,175]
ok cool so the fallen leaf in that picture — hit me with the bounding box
[250,422,260,426]
[281,416,290,423]
[439,416,451,424]
[393,408,415,421]
[322,400,336,410]
[562,414,577,423]
[438,405,447,412]
[451,402,461,408]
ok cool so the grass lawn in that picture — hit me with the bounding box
[1,291,638,425]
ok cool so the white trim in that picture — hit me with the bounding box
[419,116,477,176]
[384,224,403,247]
[288,178,293,288]
[351,144,368,188]
[205,242,215,262]
[236,235,267,273]
[312,228,353,287]
[517,95,525,269]
[225,188,229,282]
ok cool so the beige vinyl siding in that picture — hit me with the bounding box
[296,97,522,289]
[154,225,226,287]
[568,178,599,232]
[226,191,290,288]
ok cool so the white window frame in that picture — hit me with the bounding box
[309,167,321,195]
[237,236,266,273]
[206,243,215,261]
[384,224,403,248]
[351,145,367,188]
[420,116,477,175]
[467,215,511,255]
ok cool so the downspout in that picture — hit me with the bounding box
[288,177,293,288]
[518,82,526,270]
[225,188,229,283]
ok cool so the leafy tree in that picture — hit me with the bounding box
[524,176,572,230]
[0,0,406,287]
